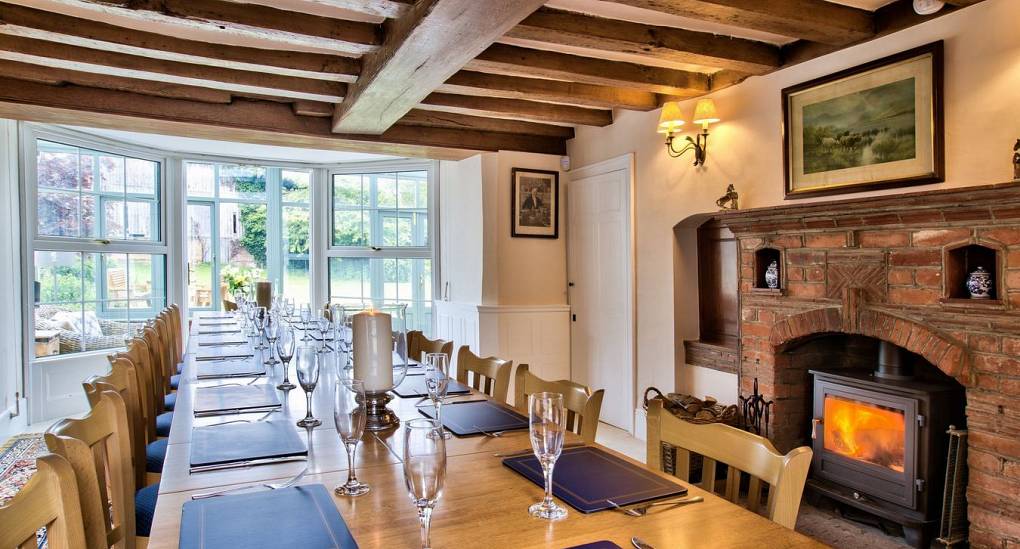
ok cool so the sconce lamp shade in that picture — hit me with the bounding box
[657,101,685,134]
[692,99,720,126]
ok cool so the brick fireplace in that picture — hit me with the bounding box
[699,183,1020,548]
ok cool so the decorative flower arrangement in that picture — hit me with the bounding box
[220,264,258,295]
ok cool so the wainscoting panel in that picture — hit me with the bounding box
[434,301,480,355]
[478,305,571,402]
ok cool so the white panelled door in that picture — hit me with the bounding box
[567,155,634,432]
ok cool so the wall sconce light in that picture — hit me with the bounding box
[657,98,720,166]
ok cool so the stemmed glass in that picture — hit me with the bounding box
[295,345,322,428]
[246,303,259,338]
[528,392,567,521]
[253,307,268,350]
[299,304,312,341]
[333,379,370,496]
[276,328,297,391]
[264,314,280,366]
[316,315,332,354]
[403,418,447,549]
[423,353,452,440]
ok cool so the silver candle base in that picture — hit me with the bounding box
[358,390,399,431]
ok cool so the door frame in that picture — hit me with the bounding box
[567,152,636,433]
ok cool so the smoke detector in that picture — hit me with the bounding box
[913,0,945,15]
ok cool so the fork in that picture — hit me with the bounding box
[475,427,505,438]
[190,467,309,500]
[202,409,278,427]
[607,496,704,516]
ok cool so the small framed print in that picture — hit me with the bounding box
[782,41,945,199]
[511,168,558,239]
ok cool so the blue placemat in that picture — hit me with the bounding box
[195,346,253,361]
[417,400,528,436]
[564,542,622,549]
[194,384,281,416]
[503,446,687,513]
[195,358,266,380]
[190,419,306,471]
[392,376,471,398]
[180,484,358,549]
[196,335,249,346]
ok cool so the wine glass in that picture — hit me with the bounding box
[528,392,567,520]
[264,314,280,366]
[299,304,312,341]
[333,379,370,496]
[253,306,268,350]
[424,353,452,440]
[316,315,332,354]
[276,328,297,391]
[403,418,446,549]
[295,345,321,428]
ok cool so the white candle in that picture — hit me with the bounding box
[352,310,393,392]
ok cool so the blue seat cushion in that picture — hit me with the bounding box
[176,362,183,374]
[164,392,176,411]
[135,482,159,537]
[145,439,167,473]
[170,374,181,390]
[156,411,173,437]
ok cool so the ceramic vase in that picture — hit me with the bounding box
[966,266,993,299]
[765,260,780,289]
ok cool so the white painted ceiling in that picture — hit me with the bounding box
[68,126,402,164]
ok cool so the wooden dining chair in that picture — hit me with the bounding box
[455,346,512,403]
[141,325,173,413]
[113,338,170,481]
[645,399,812,529]
[166,305,184,368]
[513,364,604,444]
[407,331,453,363]
[0,453,87,549]
[45,390,137,549]
[86,356,147,491]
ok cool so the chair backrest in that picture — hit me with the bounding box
[166,305,184,366]
[152,315,174,390]
[123,336,159,440]
[142,324,170,403]
[89,355,147,490]
[0,453,87,549]
[645,399,812,529]
[455,346,512,403]
[513,364,604,444]
[45,391,136,549]
[407,331,454,364]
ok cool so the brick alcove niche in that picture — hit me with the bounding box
[702,182,1020,548]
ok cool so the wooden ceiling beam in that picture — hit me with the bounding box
[467,44,710,96]
[419,92,612,127]
[0,35,346,102]
[505,7,780,74]
[12,0,381,54]
[0,3,360,81]
[332,0,545,134]
[0,75,567,155]
[440,70,663,111]
[400,109,575,138]
[599,0,874,46]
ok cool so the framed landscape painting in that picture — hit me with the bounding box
[783,41,944,199]
[511,168,558,238]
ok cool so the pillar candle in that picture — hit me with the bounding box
[255,281,272,308]
[352,310,393,392]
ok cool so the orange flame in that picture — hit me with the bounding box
[823,395,905,473]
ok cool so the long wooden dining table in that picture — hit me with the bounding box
[148,312,824,548]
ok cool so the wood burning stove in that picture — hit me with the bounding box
[808,342,965,548]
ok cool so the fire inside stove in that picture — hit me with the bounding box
[823,395,906,473]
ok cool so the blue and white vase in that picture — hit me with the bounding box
[765,260,780,289]
[966,266,993,299]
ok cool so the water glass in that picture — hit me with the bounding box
[528,392,567,520]
[423,353,452,440]
[276,328,297,391]
[403,418,447,549]
[295,346,321,428]
[333,379,370,496]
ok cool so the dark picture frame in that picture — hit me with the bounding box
[782,41,945,199]
[511,168,559,239]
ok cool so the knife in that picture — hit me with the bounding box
[631,537,655,549]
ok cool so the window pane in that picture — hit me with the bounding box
[35,251,83,303]
[126,158,157,196]
[125,200,155,240]
[98,155,124,193]
[219,165,266,200]
[128,254,163,301]
[81,194,98,238]
[375,173,397,207]
[38,190,80,237]
[333,210,368,246]
[103,199,125,240]
[332,170,429,249]
[219,202,267,288]
[104,253,129,302]
[37,142,79,190]
[328,257,369,303]
[187,203,214,308]
[333,174,364,207]
[328,257,432,333]
[282,170,310,203]
[186,163,215,197]
[283,206,310,304]
[398,171,427,209]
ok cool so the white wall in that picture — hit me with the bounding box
[566,0,1020,402]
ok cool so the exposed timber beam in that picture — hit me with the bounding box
[400,109,574,138]
[332,0,545,134]
[0,76,567,156]
[232,0,412,20]
[0,3,361,80]
[419,93,612,127]
[0,35,346,102]
[599,0,874,46]
[11,0,381,54]
[466,44,710,96]
[506,7,781,74]
[440,70,663,111]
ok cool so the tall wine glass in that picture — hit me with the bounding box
[299,304,312,341]
[403,418,446,549]
[528,392,567,520]
[253,306,268,350]
[333,379,370,496]
[295,345,321,428]
[316,315,332,354]
[276,328,297,391]
[246,302,259,337]
[424,353,452,440]
[264,314,280,366]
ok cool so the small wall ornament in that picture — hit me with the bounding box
[1013,139,1019,180]
[966,266,993,299]
[765,260,780,289]
[716,184,739,210]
